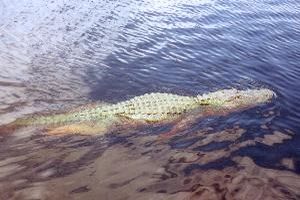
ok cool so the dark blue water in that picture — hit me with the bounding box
[1,0,300,199]
[87,0,300,168]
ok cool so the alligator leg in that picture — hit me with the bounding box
[44,116,143,136]
[46,123,108,136]
[158,106,227,140]
[45,117,121,136]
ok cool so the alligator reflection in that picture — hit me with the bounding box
[0,116,298,200]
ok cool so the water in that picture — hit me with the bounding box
[0,0,300,199]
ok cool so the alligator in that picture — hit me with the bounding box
[0,88,275,136]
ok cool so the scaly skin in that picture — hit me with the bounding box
[14,93,217,125]
[5,88,275,135]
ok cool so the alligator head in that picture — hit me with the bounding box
[196,88,276,110]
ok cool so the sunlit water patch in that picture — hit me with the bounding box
[0,0,141,123]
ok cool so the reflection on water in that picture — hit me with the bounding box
[1,0,300,199]
[0,122,299,199]
[0,0,139,123]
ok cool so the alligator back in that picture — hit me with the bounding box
[110,93,199,122]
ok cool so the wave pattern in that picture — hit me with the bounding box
[0,0,141,121]
[0,0,300,199]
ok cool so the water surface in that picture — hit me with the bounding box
[1,0,300,199]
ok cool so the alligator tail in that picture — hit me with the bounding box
[0,113,75,135]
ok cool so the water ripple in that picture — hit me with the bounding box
[1,0,300,198]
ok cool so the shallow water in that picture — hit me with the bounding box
[1,0,300,199]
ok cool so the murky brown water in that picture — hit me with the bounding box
[1,0,300,199]
[0,123,299,200]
